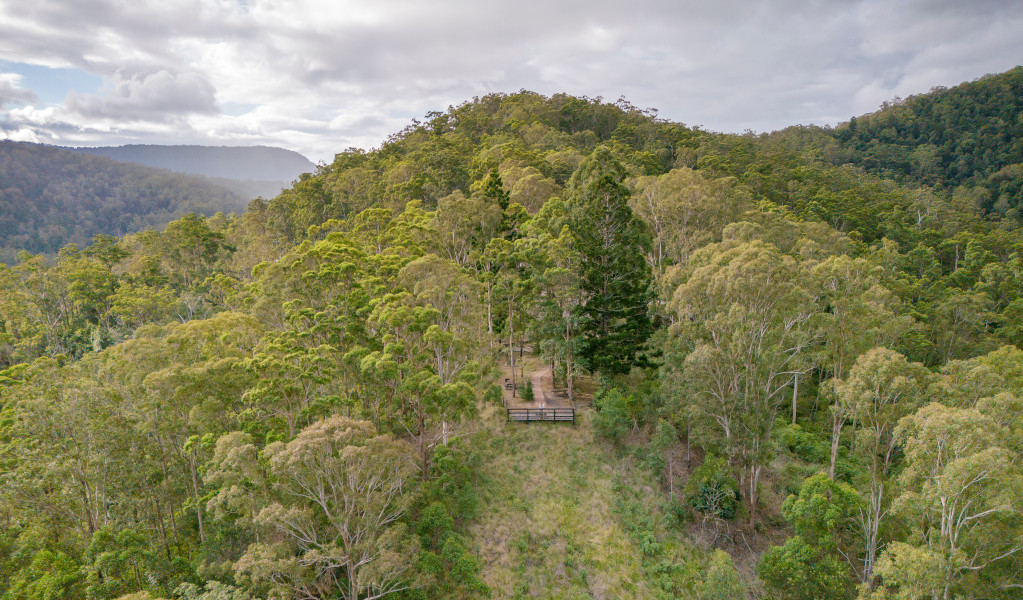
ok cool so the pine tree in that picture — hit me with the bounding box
[481,168,510,210]
[568,146,653,376]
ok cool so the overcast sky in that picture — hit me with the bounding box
[1,0,1021,164]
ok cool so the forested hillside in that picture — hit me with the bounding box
[70,145,315,187]
[1,73,1022,600]
[832,67,1023,205]
[0,142,251,260]
[720,67,1023,225]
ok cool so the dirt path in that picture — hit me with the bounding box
[502,350,585,409]
[531,364,550,407]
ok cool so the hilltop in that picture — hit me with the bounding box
[1,69,1022,600]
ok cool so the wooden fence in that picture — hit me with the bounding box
[506,407,576,425]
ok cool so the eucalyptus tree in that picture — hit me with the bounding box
[630,166,748,280]
[872,402,1023,600]
[525,227,584,399]
[10,252,76,356]
[521,197,581,395]
[809,255,913,478]
[225,418,419,600]
[361,255,484,477]
[834,348,933,586]
[245,234,373,435]
[668,239,814,525]
[431,190,502,267]
[397,254,487,443]
[0,261,45,365]
[140,312,262,544]
[483,237,531,391]
[759,474,861,600]
[2,356,129,539]
[928,291,995,364]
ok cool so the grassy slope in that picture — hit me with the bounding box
[469,402,695,599]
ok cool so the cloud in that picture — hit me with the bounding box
[1,0,1021,162]
[64,69,218,121]
[0,73,37,106]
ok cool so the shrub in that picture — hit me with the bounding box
[757,473,860,600]
[682,457,740,520]
[776,423,828,464]
[483,384,502,404]
[758,537,851,600]
[425,445,481,520]
[696,550,745,600]
[776,422,859,483]
[666,497,689,528]
[642,419,678,477]
[593,387,635,444]
[417,502,454,551]
[175,582,253,600]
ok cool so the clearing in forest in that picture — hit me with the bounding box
[500,351,583,410]
[469,402,694,599]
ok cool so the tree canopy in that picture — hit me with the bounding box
[2,76,1023,600]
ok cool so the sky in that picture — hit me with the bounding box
[0,0,1021,164]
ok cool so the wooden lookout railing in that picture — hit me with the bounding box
[506,407,576,425]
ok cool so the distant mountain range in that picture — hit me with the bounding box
[0,142,255,261]
[0,143,320,262]
[69,144,316,183]
[5,67,1020,264]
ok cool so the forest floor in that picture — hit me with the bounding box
[499,350,592,409]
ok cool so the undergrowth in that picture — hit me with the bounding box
[468,402,727,599]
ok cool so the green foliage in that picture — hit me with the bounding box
[439,535,490,598]
[641,419,677,478]
[781,473,861,548]
[592,387,638,445]
[568,146,654,376]
[417,503,455,551]
[408,443,487,599]
[5,549,83,600]
[82,527,179,600]
[414,509,490,597]
[668,238,813,522]
[482,384,502,405]
[776,423,829,464]
[3,81,1023,600]
[481,169,510,211]
[174,581,253,600]
[682,457,740,521]
[870,402,1023,599]
[427,444,482,521]
[695,550,745,600]
[758,536,851,600]
[0,141,248,259]
[230,417,420,600]
[610,477,698,597]
[833,68,1023,199]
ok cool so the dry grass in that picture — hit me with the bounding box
[468,404,674,600]
[471,352,813,599]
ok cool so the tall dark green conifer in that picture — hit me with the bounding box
[482,168,510,210]
[568,146,653,376]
